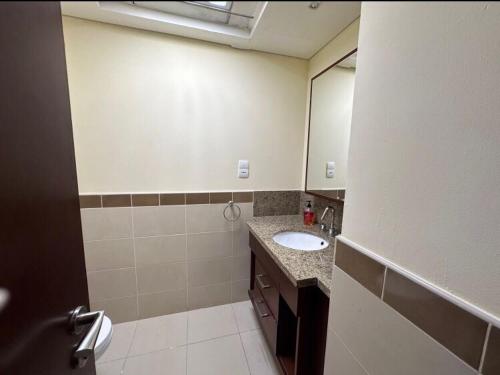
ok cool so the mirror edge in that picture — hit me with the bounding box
[304,48,358,204]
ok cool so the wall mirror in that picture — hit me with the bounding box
[305,49,357,202]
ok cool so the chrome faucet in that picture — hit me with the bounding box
[320,205,337,237]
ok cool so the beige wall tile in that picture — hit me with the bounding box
[84,239,134,272]
[138,289,187,319]
[187,231,233,260]
[135,235,186,266]
[80,208,132,241]
[186,204,232,234]
[233,229,251,257]
[231,279,250,303]
[91,296,138,323]
[232,202,254,231]
[187,257,232,287]
[136,262,187,294]
[87,268,137,302]
[329,267,477,375]
[232,203,253,256]
[324,328,368,375]
[188,282,231,310]
[232,254,251,281]
[132,205,186,236]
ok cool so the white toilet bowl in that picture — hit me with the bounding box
[95,315,113,360]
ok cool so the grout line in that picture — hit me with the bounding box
[478,323,492,373]
[122,320,139,372]
[381,267,388,300]
[239,330,252,374]
[337,267,481,373]
[184,203,190,313]
[332,329,371,375]
[337,235,500,328]
[129,205,140,321]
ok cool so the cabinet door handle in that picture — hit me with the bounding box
[256,274,271,289]
[254,298,269,318]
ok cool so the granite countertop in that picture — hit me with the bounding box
[247,215,335,296]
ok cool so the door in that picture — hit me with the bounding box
[0,2,95,374]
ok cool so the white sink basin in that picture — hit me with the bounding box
[272,231,328,251]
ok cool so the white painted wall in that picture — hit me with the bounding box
[343,2,500,316]
[307,66,355,189]
[62,16,308,193]
[302,19,359,188]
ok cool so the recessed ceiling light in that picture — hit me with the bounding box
[309,1,321,9]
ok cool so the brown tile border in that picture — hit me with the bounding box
[482,326,500,374]
[383,269,487,369]
[80,191,254,207]
[160,193,185,205]
[132,194,159,206]
[233,191,253,203]
[186,193,209,205]
[79,195,101,208]
[335,240,385,297]
[209,192,232,204]
[335,238,497,371]
[102,194,131,208]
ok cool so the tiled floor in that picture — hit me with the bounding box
[96,301,281,375]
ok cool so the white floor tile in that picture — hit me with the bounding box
[128,312,187,356]
[97,321,137,363]
[187,335,250,375]
[187,304,238,343]
[96,359,125,375]
[241,330,281,375]
[232,300,259,332]
[123,347,186,375]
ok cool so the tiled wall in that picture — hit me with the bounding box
[252,190,345,234]
[80,192,253,323]
[79,189,345,324]
[324,238,500,375]
[300,191,344,232]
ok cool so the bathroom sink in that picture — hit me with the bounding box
[272,231,328,251]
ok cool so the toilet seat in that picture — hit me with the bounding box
[95,315,113,360]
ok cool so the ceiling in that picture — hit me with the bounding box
[61,1,360,59]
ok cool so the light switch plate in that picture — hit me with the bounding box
[326,161,335,178]
[238,160,249,178]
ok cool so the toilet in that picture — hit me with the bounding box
[95,315,113,360]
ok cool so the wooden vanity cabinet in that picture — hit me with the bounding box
[249,232,329,375]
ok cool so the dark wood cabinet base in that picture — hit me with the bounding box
[249,232,329,375]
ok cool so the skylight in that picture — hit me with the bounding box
[208,1,229,8]
[129,1,258,30]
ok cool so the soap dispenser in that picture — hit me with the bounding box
[303,200,315,226]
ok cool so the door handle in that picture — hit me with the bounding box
[256,274,271,289]
[254,298,270,318]
[68,306,104,368]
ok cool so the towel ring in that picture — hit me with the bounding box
[223,201,241,222]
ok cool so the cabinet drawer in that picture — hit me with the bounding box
[255,259,279,318]
[249,288,277,352]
